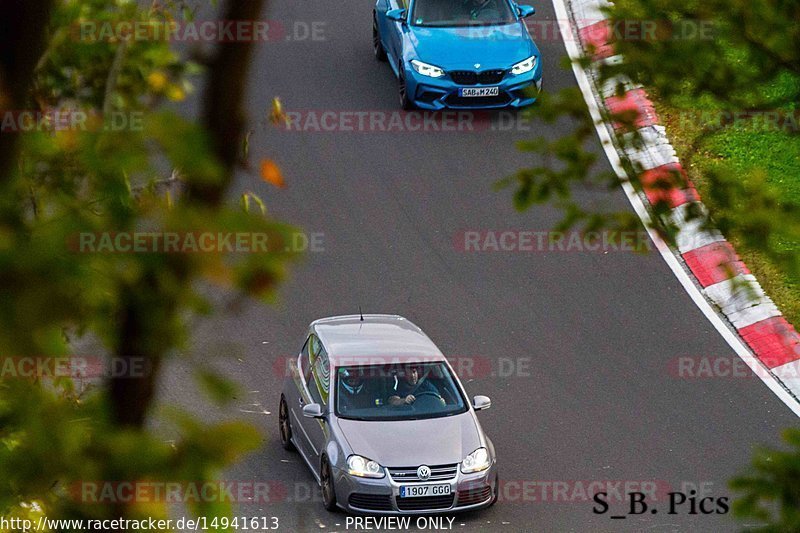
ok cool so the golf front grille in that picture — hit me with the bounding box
[396,494,455,511]
[348,493,393,511]
[388,463,458,483]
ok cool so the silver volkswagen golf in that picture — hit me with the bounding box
[279,314,498,514]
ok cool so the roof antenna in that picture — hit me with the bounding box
[359,306,364,321]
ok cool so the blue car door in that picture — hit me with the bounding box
[378,0,408,67]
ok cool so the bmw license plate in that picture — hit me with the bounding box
[458,87,499,97]
[400,484,451,498]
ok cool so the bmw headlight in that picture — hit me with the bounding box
[460,447,491,474]
[411,59,445,78]
[511,55,537,75]
[346,455,385,478]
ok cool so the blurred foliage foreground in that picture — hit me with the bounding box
[0,0,297,529]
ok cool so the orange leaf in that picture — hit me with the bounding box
[259,159,286,188]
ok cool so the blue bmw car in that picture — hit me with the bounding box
[373,0,542,109]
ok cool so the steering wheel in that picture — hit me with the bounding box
[466,0,491,19]
[414,391,445,405]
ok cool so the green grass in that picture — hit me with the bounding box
[652,81,800,326]
[704,129,800,204]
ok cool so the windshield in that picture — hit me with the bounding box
[411,0,517,27]
[334,362,468,421]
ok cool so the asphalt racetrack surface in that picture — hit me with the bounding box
[157,1,798,531]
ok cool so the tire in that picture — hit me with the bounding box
[373,15,387,61]
[278,396,294,451]
[398,65,414,110]
[320,456,338,512]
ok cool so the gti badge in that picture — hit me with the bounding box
[417,465,431,480]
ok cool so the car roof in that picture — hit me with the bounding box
[311,314,445,365]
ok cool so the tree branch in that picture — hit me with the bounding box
[108,0,267,429]
[185,0,266,206]
[0,0,53,185]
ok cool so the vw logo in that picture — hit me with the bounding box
[474,63,481,69]
[417,465,431,480]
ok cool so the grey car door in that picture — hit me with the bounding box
[288,335,313,458]
[298,335,331,474]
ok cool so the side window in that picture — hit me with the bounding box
[313,345,330,404]
[305,335,320,384]
[398,0,408,8]
[305,335,330,406]
[298,336,310,378]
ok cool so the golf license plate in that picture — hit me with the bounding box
[458,87,499,97]
[400,484,451,498]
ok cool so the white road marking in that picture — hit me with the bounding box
[239,401,271,415]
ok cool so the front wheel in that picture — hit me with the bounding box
[398,66,414,110]
[373,15,387,61]
[320,456,338,512]
[278,396,294,451]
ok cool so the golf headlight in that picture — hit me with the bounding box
[511,55,537,75]
[411,59,445,78]
[347,455,385,478]
[461,447,491,473]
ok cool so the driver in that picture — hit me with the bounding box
[338,368,374,411]
[387,365,439,406]
[462,0,501,21]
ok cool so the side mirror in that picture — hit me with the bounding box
[472,395,491,411]
[302,403,325,419]
[517,5,536,17]
[386,8,407,23]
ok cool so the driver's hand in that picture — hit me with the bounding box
[404,394,415,404]
[388,395,404,406]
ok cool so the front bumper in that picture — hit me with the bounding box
[333,462,498,515]
[405,63,542,110]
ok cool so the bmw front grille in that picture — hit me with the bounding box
[448,70,507,85]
